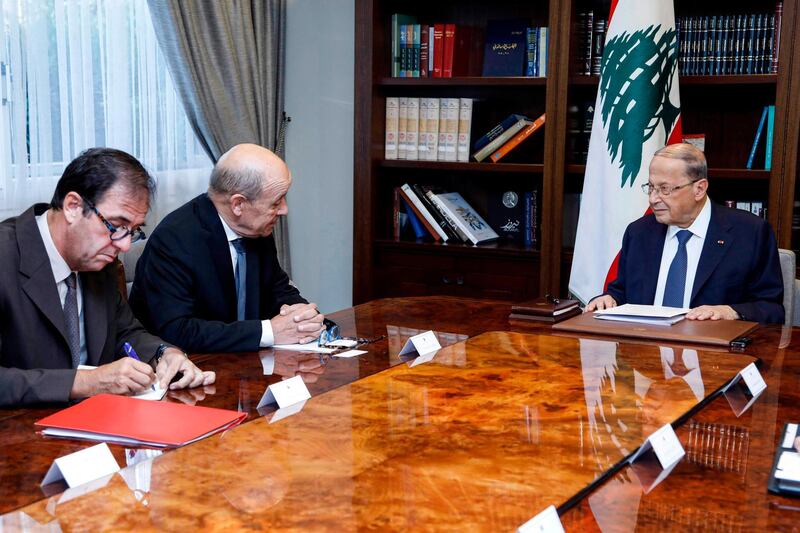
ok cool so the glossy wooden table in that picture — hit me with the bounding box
[0,296,796,531]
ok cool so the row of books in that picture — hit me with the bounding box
[390,16,549,78]
[575,12,607,76]
[385,97,546,163]
[677,5,783,76]
[724,200,767,218]
[566,102,595,164]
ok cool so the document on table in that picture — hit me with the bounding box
[77,366,167,400]
[594,304,690,326]
[273,339,358,354]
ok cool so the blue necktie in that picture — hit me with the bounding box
[662,230,692,308]
[231,239,247,321]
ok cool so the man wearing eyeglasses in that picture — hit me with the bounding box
[0,148,215,406]
[585,143,784,324]
[129,144,325,353]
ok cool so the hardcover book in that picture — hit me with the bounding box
[384,97,399,160]
[487,189,525,243]
[473,115,532,162]
[391,14,416,77]
[436,192,499,244]
[489,112,545,163]
[482,19,527,76]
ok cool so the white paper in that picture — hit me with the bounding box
[42,442,120,487]
[740,362,767,397]
[273,342,335,354]
[269,400,308,423]
[42,427,170,448]
[257,375,311,409]
[334,349,368,358]
[783,424,799,448]
[648,424,686,469]
[594,304,690,318]
[398,330,442,357]
[326,339,359,348]
[517,505,565,533]
[776,451,800,482]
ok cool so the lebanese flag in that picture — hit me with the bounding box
[569,0,682,304]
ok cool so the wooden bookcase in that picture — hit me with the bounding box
[354,0,800,304]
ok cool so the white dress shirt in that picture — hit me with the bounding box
[218,214,275,347]
[653,196,711,308]
[36,211,88,365]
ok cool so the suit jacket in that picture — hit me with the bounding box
[0,205,163,406]
[605,202,784,324]
[129,193,306,353]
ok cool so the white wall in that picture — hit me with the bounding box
[285,0,355,314]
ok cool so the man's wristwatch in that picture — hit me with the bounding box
[152,344,168,367]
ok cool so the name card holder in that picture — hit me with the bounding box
[628,423,685,493]
[517,505,565,533]
[723,362,767,417]
[398,330,442,366]
[257,375,311,422]
[42,442,120,488]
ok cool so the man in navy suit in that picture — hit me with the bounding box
[586,143,784,324]
[130,144,325,353]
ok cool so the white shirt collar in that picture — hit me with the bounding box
[217,213,241,243]
[35,211,73,283]
[667,195,711,240]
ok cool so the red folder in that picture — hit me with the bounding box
[36,394,247,447]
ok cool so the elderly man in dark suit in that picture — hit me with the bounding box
[0,148,215,406]
[130,144,325,353]
[586,143,784,324]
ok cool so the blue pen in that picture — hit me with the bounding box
[123,342,155,391]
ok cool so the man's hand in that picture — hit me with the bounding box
[272,303,325,344]
[585,295,617,312]
[70,358,155,399]
[273,352,326,384]
[685,305,739,321]
[155,348,216,390]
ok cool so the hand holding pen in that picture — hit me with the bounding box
[123,342,156,391]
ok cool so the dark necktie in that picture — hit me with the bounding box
[231,239,247,321]
[63,273,81,368]
[662,229,692,308]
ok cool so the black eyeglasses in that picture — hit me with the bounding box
[81,196,146,243]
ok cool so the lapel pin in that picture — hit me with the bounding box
[717,240,725,245]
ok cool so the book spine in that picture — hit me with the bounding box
[412,24,421,77]
[591,20,605,76]
[400,184,446,241]
[444,97,459,162]
[384,97,399,160]
[391,15,401,77]
[456,98,473,162]
[524,191,533,248]
[436,194,478,244]
[531,188,538,248]
[772,2,783,73]
[398,97,408,159]
[746,106,768,169]
[436,98,448,161]
[765,105,775,171]
[417,98,429,160]
[443,24,456,78]
[393,187,401,240]
[405,97,419,160]
[746,14,755,74]
[433,24,444,78]
[525,27,536,77]
[425,97,440,161]
[473,114,525,152]
[489,113,546,163]
[402,198,427,239]
[399,25,408,77]
[473,119,531,162]
[426,191,468,242]
[583,11,594,75]
[539,27,548,76]
[428,26,435,74]
[420,24,429,77]
[412,184,455,241]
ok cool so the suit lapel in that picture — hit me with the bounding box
[197,195,238,319]
[691,203,733,302]
[642,220,667,303]
[17,206,70,349]
[81,272,108,364]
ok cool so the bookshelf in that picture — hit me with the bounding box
[354,0,800,304]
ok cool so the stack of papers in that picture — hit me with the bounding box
[593,304,690,326]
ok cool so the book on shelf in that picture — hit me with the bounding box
[417,98,429,160]
[765,104,775,170]
[432,23,444,77]
[578,11,594,76]
[385,97,399,160]
[412,24,421,77]
[591,19,605,76]
[726,200,766,218]
[482,19,527,76]
[420,24,429,77]
[424,187,469,242]
[411,183,460,241]
[682,133,705,153]
[489,112,546,163]
[486,189,526,243]
[442,97,459,162]
[746,106,768,169]
[400,183,445,241]
[524,27,548,77]
[397,97,408,159]
[456,98,473,162]
[391,14,416,77]
[425,97,440,160]
[401,197,428,240]
[524,190,538,248]
[436,192,499,244]
[473,115,532,162]
[405,97,419,160]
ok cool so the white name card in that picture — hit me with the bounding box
[257,375,311,410]
[629,423,685,471]
[42,442,120,488]
[740,362,767,397]
[399,330,441,357]
[517,505,565,533]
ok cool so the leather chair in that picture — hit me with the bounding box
[777,248,795,327]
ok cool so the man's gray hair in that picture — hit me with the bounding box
[652,143,708,182]
[208,165,264,200]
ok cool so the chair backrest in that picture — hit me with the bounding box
[118,240,146,298]
[778,248,795,327]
